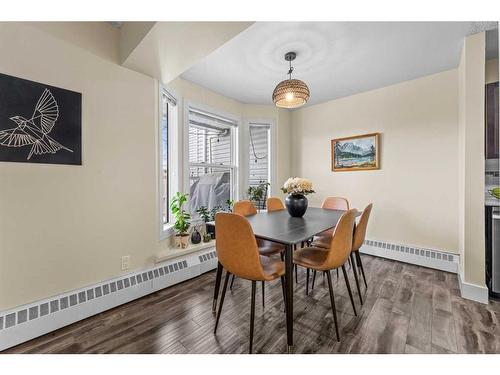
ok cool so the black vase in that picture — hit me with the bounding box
[285,194,308,218]
[191,228,201,244]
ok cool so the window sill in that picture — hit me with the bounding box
[155,240,216,263]
[160,223,175,240]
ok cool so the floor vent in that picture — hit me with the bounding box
[361,239,458,273]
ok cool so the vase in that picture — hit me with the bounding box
[206,223,216,239]
[285,193,308,218]
[191,228,201,244]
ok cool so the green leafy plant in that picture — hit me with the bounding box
[210,205,222,221]
[170,192,190,236]
[247,181,270,210]
[225,199,234,212]
[196,206,211,223]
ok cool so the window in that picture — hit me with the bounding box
[187,107,238,218]
[159,88,177,235]
[248,122,272,210]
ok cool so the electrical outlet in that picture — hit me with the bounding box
[121,255,131,270]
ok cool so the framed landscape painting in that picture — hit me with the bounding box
[331,132,380,172]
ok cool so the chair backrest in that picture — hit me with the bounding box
[322,197,349,211]
[215,212,267,280]
[353,203,373,251]
[266,197,285,212]
[321,209,357,269]
[233,200,257,217]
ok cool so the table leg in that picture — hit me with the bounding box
[212,262,223,312]
[285,243,294,353]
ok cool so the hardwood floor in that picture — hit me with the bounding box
[3,255,500,354]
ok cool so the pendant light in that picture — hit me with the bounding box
[272,52,310,108]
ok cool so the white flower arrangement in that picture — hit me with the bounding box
[281,177,315,195]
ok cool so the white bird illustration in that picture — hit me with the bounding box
[0,89,73,160]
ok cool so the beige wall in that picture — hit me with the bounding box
[0,27,290,310]
[458,33,486,286]
[291,69,459,253]
[0,23,159,310]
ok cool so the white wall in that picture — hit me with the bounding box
[291,69,459,253]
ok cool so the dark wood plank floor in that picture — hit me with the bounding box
[3,255,500,354]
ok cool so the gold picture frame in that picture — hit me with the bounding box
[331,132,380,172]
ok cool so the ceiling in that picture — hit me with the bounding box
[181,22,498,107]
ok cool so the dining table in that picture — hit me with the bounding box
[212,206,356,353]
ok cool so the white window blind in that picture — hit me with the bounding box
[188,108,237,217]
[248,124,270,187]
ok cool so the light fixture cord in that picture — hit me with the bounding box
[288,59,293,80]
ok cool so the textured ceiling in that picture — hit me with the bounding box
[181,22,498,107]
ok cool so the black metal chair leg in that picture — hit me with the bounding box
[295,264,298,284]
[214,272,231,333]
[306,268,310,295]
[311,270,317,291]
[341,265,357,316]
[336,268,339,279]
[280,276,287,313]
[355,251,368,288]
[350,253,363,305]
[249,280,257,354]
[261,281,265,309]
[230,274,236,290]
[325,270,340,342]
[212,262,223,312]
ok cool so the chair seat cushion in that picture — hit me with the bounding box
[260,255,285,279]
[257,239,285,256]
[293,246,329,270]
[311,238,330,249]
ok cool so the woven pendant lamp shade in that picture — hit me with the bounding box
[272,79,310,109]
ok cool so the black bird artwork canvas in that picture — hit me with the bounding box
[0,72,81,165]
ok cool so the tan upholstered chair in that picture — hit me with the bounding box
[214,212,286,353]
[293,209,358,341]
[266,197,285,212]
[311,203,372,305]
[351,203,373,289]
[233,200,284,257]
[231,200,285,304]
[315,197,350,240]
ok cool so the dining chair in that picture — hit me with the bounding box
[351,203,373,289]
[214,212,286,353]
[293,209,358,341]
[266,197,285,212]
[311,203,372,305]
[316,197,350,239]
[230,200,285,306]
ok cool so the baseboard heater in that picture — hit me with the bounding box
[0,248,217,352]
[360,239,459,273]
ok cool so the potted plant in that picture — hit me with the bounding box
[281,177,315,218]
[196,206,211,234]
[247,181,270,211]
[206,205,222,239]
[170,192,191,248]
